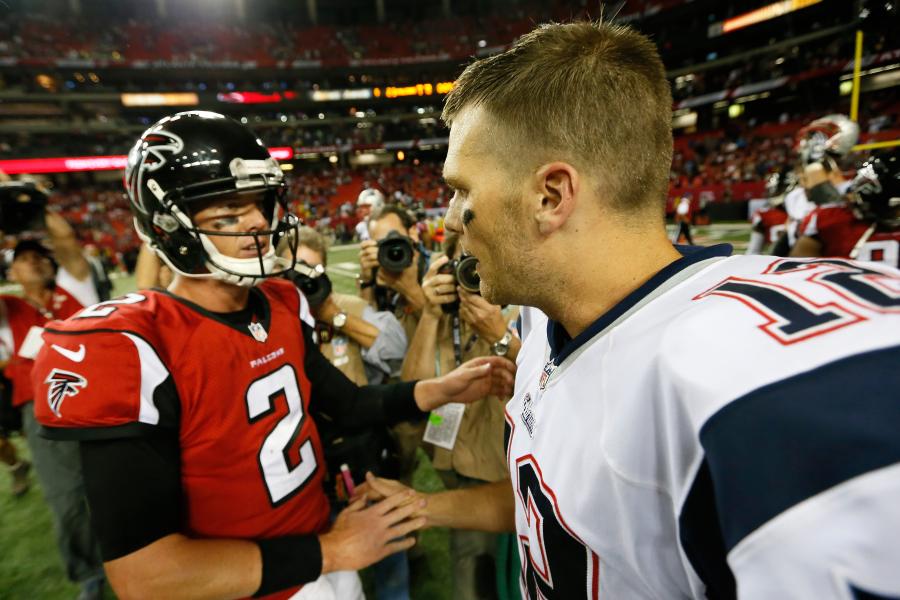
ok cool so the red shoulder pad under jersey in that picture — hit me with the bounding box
[811,204,856,234]
[260,278,315,328]
[32,291,178,439]
[809,205,872,258]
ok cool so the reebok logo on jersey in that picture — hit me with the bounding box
[45,369,88,418]
[51,343,86,363]
[521,393,535,437]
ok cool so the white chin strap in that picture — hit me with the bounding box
[198,233,278,287]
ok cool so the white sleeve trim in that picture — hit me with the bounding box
[121,332,169,426]
[295,287,315,329]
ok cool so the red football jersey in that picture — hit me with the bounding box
[32,279,329,600]
[800,204,900,267]
[751,207,788,244]
[1,285,93,407]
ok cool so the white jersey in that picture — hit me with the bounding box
[507,244,900,599]
[783,186,813,247]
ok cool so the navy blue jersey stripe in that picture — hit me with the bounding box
[700,344,900,552]
[850,584,900,600]
[678,460,736,600]
[546,244,733,363]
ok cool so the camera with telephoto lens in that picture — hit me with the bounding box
[376,231,415,273]
[284,261,332,307]
[438,254,481,314]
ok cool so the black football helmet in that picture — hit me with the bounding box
[125,111,298,286]
[849,150,900,229]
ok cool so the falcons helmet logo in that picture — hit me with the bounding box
[45,368,88,418]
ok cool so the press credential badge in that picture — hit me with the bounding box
[423,402,466,450]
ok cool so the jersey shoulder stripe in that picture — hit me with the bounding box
[697,343,900,552]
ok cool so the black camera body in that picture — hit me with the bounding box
[0,182,48,235]
[376,231,415,273]
[438,254,481,314]
[285,261,332,307]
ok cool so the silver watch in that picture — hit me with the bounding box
[332,312,348,329]
[491,331,513,356]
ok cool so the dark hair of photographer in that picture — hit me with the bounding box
[372,204,416,230]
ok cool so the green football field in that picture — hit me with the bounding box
[0,224,753,598]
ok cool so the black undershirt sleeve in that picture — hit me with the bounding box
[79,434,182,561]
[80,434,325,593]
[301,321,424,428]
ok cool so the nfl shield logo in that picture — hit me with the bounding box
[332,336,348,358]
[539,361,554,390]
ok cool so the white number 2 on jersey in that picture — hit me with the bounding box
[76,293,147,318]
[246,364,318,505]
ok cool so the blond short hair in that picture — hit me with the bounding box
[277,225,329,267]
[442,21,673,214]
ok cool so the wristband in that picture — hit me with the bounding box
[254,535,322,597]
[358,276,376,289]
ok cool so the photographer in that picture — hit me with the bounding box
[0,180,105,598]
[358,204,429,339]
[280,226,407,387]
[358,204,431,485]
[401,232,520,600]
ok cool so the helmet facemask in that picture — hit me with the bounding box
[135,156,301,287]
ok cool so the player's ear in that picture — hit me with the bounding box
[533,162,579,236]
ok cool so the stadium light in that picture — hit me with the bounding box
[708,0,823,37]
[0,147,294,174]
[121,93,199,107]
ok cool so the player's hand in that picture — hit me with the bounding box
[458,288,507,342]
[359,240,379,282]
[352,472,422,505]
[422,255,457,317]
[318,490,426,574]
[415,356,516,411]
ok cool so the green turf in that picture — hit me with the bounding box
[0,437,80,600]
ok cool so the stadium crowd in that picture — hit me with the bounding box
[10,94,894,270]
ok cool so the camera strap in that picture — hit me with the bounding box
[451,314,463,367]
[450,314,479,368]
